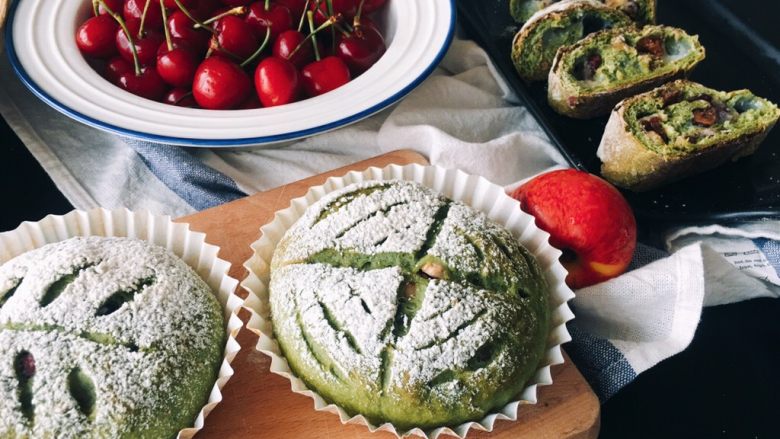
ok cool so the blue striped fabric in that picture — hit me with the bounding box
[753,238,780,278]
[566,324,638,402]
[123,139,246,211]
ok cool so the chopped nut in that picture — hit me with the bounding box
[660,88,683,106]
[692,106,718,127]
[419,262,445,280]
[636,35,665,57]
[688,94,713,103]
[620,1,640,20]
[403,283,416,299]
[15,352,35,379]
[573,52,602,81]
[640,116,669,143]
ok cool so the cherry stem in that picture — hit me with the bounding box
[174,0,217,35]
[307,11,320,61]
[138,0,152,39]
[196,6,246,28]
[173,91,194,105]
[95,0,142,76]
[297,0,311,32]
[354,0,366,32]
[326,0,335,53]
[92,0,99,17]
[290,14,338,59]
[160,0,173,51]
[240,27,271,67]
[264,0,270,11]
[334,22,351,37]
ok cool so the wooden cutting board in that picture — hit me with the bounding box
[179,150,600,439]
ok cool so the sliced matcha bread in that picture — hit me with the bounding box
[598,80,780,191]
[0,237,224,438]
[511,0,656,25]
[548,25,705,119]
[511,0,632,82]
[269,181,550,430]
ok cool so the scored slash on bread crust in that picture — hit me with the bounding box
[548,25,705,119]
[0,237,225,438]
[268,181,550,431]
[597,80,780,191]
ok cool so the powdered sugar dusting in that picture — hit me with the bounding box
[0,237,224,438]
[273,181,445,265]
[271,264,401,385]
[269,181,549,425]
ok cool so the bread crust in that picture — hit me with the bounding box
[511,0,629,82]
[598,99,777,191]
[548,26,704,119]
[549,59,688,119]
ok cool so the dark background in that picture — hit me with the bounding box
[2,0,780,437]
[459,0,780,221]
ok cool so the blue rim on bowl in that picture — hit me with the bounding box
[5,0,456,147]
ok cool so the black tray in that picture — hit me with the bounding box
[457,0,780,221]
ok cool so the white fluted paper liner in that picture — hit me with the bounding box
[242,164,576,438]
[0,208,244,439]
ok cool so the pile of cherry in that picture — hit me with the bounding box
[76,0,387,109]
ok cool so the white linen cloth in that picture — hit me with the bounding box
[2,34,779,401]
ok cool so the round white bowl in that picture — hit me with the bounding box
[6,0,455,147]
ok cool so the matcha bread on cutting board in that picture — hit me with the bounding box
[510,0,656,25]
[511,0,632,82]
[269,181,550,430]
[548,25,705,119]
[598,80,780,191]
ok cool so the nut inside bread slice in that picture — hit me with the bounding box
[598,80,780,191]
[548,25,705,119]
[511,0,632,82]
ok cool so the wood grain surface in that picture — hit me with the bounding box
[179,150,600,438]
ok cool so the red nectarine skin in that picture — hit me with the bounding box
[512,169,637,289]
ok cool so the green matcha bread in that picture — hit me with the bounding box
[598,80,780,191]
[510,0,656,25]
[0,237,224,438]
[269,181,550,431]
[511,0,632,82]
[548,25,705,119]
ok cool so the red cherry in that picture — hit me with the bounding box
[194,0,225,20]
[273,29,321,68]
[309,0,357,24]
[104,56,133,84]
[123,0,164,30]
[167,11,210,55]
[361,0,387,14]
[192,56,252,109]
[277,0,307,17]
[254,57,301,107]
[164,88,199,107]
[336,18,386,75]
[76,15,119,58]
[245,2,293,41]
[301,56,350,96]
[238,94,263,109]
[97,0,123,15]
[163,0,198,9]
[220,0,252,6]
[117,67,169,101]
[213,15,260,60]
[116,18,165,66]
[156,44,199,87]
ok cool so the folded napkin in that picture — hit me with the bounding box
[1,33,778,403]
